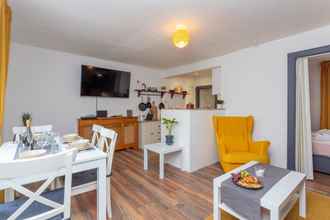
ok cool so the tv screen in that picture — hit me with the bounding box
[81,65,131,98]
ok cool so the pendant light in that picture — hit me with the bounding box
[172,25,190,48]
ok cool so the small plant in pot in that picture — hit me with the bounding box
[162,117,178,145]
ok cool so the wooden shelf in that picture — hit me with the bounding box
[168,90,187,99]
[134,89,187,99]
[134,89,166,98]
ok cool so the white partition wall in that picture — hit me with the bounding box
[161,109,225,172]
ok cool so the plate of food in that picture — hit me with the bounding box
[232,170,263,190]
[67,139,93,151]
[62,133,81,143]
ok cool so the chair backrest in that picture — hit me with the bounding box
[91,124,103,148]
[213,116,254,154]
[99,127,118,175]
[0,149,76,220]
[12,125,53,143]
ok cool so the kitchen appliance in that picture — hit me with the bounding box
[96,110,107,117]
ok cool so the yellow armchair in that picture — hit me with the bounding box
[213,115,270,172]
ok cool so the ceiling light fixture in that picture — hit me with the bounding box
[172,24,190,48]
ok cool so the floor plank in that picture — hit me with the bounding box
[71,149,330,219]
[306,171,330,196]
[71,149,223,220]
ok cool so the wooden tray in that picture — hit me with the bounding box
[234,179,264,190]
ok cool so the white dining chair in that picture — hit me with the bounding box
[12,125,53,143]
[72,127,118,218]
[0,149,76,220]
[91,124,103,148]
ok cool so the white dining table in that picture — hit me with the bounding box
[0,142,107,220]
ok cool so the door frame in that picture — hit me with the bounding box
[287,44,330,170]
[195,85,217,109]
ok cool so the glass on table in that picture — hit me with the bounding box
[254,165,266,178]
[18,143,31,158]
[35,135,48,149]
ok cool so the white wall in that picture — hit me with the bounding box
[161,24,330,168]
[4,43,162,141]
[309,60,321,131]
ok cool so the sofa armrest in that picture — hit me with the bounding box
[250,140,270,155]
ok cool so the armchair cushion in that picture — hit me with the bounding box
[250,141,270,156]
[222,152,269,164]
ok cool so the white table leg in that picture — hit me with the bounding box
[4,189,14,202]
[144,148,148,170]
[213,183,221,220]
[270,208,280,220]
[299,182,306,218]
[159,153,164,179]
[97,159,107,220]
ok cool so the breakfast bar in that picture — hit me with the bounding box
[160,109,225,172]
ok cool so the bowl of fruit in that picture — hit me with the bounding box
[231,170,263,190]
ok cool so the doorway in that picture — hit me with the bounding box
[195,85,217,109]
[288,44,330,195]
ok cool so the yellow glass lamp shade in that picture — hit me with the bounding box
[172,25,190,48]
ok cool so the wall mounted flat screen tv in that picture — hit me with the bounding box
[81,65,131,98]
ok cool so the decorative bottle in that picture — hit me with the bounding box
[24,119,34,150]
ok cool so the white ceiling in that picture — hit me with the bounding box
[166,68,212,79]
[9,0,330,69]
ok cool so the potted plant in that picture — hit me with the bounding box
[162,117,178,145]
[22,112,32,126]
[216,99,225,109]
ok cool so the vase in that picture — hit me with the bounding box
[165,135,174,145]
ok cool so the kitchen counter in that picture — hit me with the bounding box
[160,109,225,172]
[138,120,160,123]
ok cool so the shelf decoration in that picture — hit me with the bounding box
[134,89,187,99]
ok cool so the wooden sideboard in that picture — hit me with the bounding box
[78,117,139,151]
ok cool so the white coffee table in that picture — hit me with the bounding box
[213,161,306,220]
[144,143,182,179]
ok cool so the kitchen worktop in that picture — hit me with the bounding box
[138,120,160,123]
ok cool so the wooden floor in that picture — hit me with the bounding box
[71,150,330,220]
[71,149,223,220]
[306,171,330,196]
